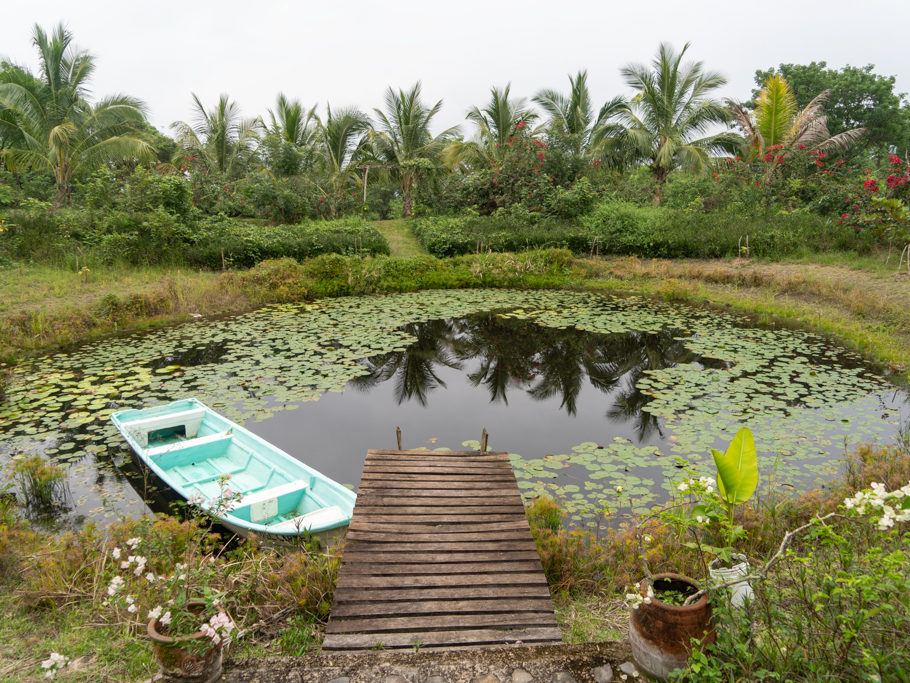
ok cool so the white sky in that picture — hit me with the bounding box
[2,0,908,138]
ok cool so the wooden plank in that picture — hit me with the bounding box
[330,598,556,618]
[335,572,549,589]
[352,505,525,515]
[356,487,521,498]
[341,560,544,575]
[358,473,515,482]
[347,520,530,533]
[344,530,532,543]
[355,496,524,507]
[340,550,540,563]
[326,612,557,634]
[322,627,561,651]
[362,465,512,475]
[363,458,512,472]
[332,585,552,603]
[344,540,535,553]
[349,513,524,523]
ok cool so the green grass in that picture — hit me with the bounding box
[373,219,426,258]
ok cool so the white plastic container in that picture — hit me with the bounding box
[709,554,754,607]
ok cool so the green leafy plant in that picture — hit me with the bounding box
[711,427,758,520]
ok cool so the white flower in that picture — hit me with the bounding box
[148,606,163,620]
[160,611,172,626]
[106,576,124,596]
[127,603,138,614]
[126,537,141,549]
[677,481,689,492]
[695,515,707,524]
[125,595,134,605]
[145,572,156,583]
[643,535,652,543]
[111,547,121,559]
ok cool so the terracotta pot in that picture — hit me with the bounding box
[629,573,715,680]
[147,602,224,683]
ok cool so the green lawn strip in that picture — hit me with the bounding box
[372,219,426,258]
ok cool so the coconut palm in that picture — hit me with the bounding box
[0,23,154,202]
[314,105,371,195]
[614,42,740,205]
[372,82,460,217]
[261,93,318,176]
[444,84,537,169]
[533,70,626,163]
[728,74,867,171]
[171,94,260,177]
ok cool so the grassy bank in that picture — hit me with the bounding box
[2,250,908,381]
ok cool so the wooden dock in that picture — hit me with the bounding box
[322,449,561,651]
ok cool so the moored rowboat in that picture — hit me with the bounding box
[111,398,355,540]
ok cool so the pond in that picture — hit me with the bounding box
[1,289,907,530]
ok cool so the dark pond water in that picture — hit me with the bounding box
[1,289,907,529]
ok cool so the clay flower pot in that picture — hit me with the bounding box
[147,602,224,683]
[629,573,715,680]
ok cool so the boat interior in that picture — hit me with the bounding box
[121,405,347,532]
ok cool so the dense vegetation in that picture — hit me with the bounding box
[1,24,908,271]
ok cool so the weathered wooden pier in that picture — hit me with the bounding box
[322,449,561,651]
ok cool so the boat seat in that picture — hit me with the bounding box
[234,480,308,524]
[127,407,207,448]
[268,505,347,533]
[145,431,232,459]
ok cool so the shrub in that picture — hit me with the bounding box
[185,217,390,269]
[412,213,591,257]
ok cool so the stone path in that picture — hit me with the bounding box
[221,642,639,683]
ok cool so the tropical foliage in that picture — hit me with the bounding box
[0,23,154,202]
[372,82,459,217]
[613,42,739,204]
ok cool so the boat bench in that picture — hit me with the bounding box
[127,407,207,448]
[233,480,309,524]
[269,505,347,533]
[232,480,347,532]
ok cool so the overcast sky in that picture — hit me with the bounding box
[2,0,908,138]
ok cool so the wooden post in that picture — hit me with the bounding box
[480,428,488,453]
[362,166,369,205]
[396,426,402,451]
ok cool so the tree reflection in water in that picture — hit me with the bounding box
[351,312,695,440]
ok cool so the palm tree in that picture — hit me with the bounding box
[0,23,154,202]
[445,84,537,169]
[728,74,867,172]
[315,104,371,196]
[372,82,459,217]
[533,70,626,163]
[261,93,318,176]
[614,43,739,205]
[171,94,260,177]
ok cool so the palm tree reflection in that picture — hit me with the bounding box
[350,320,463,406]
[353,313,695,439]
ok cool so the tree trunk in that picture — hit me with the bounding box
[652,167,667,206]
[401,172,414,218]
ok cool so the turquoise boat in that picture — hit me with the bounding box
[110,398,356,540]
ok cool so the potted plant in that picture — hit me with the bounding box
[105,477,240,681]
[627,428,759,678]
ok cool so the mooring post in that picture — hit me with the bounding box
[396,426,402,451]
[480,428,488,452]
